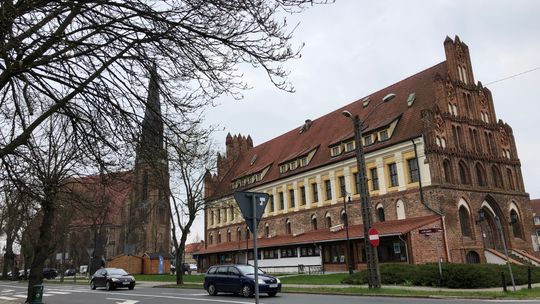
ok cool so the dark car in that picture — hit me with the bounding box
[204,264,281,297]
[43,268,58,279]
[171,263,193,275]
[90,268,136,291]
[64,269,76,277]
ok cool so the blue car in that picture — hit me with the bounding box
[204,264,281,297]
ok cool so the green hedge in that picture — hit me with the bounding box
[342,263,540,289]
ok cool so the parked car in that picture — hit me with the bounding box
[43,268,58,279]
[204,264,281,297]
[189,264,198,272]
[64,269,76,276]
[90,268,135,290]
[171,263,195,275]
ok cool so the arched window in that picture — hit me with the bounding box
[475,163,486,186]
[311,215,318,231]
[492,165,503,188]
[458,161,470,184]
[209,234,213,245]
[210,210,215,226]
[246,228,250,240]
[285,219,292,234]
[507,168,516,190]
[396,200,406,220]
[466,251,480,264]
[237,228,242,241]
[265,224,270,238]
[325,212,332,228]
[227,229,231,242]
[217,232,222,244]
[510,209,523,239]
[340,209,348,226]
[376,204,385,222]
[459,205,472,237]
[443,159,453,183]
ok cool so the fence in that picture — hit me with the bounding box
[258,264,324,275]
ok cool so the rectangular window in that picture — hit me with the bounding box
[330,146,341,157]
[269,195,274,212]
[364,135,373,146]
[339,176,346,197]
[312,183,319,203]
[248,251,261,260]
[388,163,398,187]
[536,229,540,237]
[407,158,419,183]
[280,247,298,258]
[379,130,389,141]
[263,249,280,259]
[289,189,295,208]
[323,244,345,264]
[324,180,332,200]
[279,192,284,210]
[300,245,321,257]
[353,172,360,194]
[370,168,379,190]
[300,186,306,205]
[534,217,540,226]
[217,209,221,223]
[300,157,308,167]
[345,141,355,152]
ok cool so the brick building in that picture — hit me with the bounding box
[197,36,537,272]
[532,199,540,251]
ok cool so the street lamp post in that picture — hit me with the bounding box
[342,110,381,288]
[343,195,353,274]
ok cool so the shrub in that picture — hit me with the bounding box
[342,263,540,289]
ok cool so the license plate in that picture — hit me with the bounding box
[269,284,278,288]
[123,282,130,285]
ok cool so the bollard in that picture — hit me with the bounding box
[528,266,532,289]
[31,285,43,304]
[501,272,507,293]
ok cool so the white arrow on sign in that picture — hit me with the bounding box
[106,298,139,304]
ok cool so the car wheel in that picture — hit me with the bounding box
[106,281,114,291]
[242,284,253,298]
[90,281,96,290]
[128,283,135,290]
[268,292,277,297]
[207,284,217,296]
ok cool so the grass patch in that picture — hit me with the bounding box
[279,273,350,285]
[134,274,204,283]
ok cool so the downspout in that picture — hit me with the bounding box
[412,137,451,262]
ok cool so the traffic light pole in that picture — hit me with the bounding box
[252,195,260,304]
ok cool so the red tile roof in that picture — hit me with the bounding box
[185,241,205,254]
[68,171,132,227]
[532,199,540,215]
[196,215,441,255]
[209,62,448,199]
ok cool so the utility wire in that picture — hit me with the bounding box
[485,66,540,86]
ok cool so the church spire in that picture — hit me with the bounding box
[137,63,165,163]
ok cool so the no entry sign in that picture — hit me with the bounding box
[368,228,380,247]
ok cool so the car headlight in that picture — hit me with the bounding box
[112,278,119,282]
[276,278,280,284]
[257,278,266,284]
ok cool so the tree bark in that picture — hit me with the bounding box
[175,232,188,285]
[26,192,56,302]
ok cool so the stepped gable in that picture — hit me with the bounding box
[208,61,448,200]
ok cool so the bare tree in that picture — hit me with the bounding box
[168,131,215,285]
[0,0,329,159]
[1,114,95,301]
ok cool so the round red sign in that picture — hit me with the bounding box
[368,228,380,247]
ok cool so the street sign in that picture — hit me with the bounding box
[233,191,269,234]
[368,228,380,247]
[419,228,443,235]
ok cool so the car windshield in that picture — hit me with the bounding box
[235,265,264,276]
[107,269,128,275]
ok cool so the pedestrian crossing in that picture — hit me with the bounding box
[0,286,90,301]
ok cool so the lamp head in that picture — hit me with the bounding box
[341,110,353,118]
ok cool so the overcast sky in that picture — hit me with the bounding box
[190,0,540,242]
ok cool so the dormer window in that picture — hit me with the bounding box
[344,141,355,152]
[300,157,308,167]
[364,135,373,146]
[331,146,342,157]
[379,130,389,141]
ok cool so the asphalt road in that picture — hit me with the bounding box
[0,282,536,304]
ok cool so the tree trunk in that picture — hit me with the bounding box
[175,233,187,285]
[26,194,55,302]
[2,240,14,280]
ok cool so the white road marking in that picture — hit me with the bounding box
[47,291,71,294]
[0,296,17,300]
[106,298,139,304]
[1,289,14,293]
[13,294,27,298]
[161,292,207,296]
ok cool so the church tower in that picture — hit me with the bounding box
[126,64,171,255]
